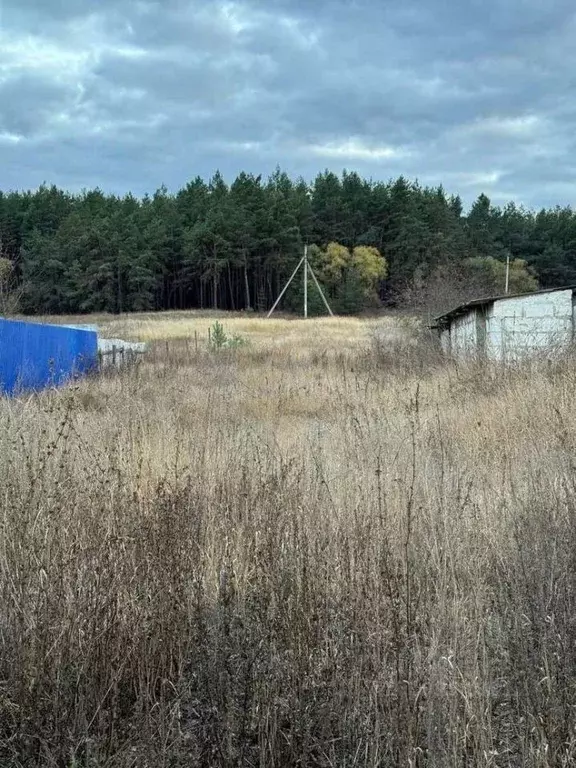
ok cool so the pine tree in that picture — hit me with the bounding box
[6,169,576,316]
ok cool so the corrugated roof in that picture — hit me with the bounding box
[432,285,576,329]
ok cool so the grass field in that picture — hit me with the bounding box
[2,311,576,766]
[41,309,416,355]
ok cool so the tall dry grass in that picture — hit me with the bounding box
[2,313,576,766]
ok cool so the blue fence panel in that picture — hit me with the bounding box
[0,318,98,396]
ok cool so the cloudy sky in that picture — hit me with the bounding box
[1,0,575,208]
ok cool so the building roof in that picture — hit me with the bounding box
[432,285,576,329]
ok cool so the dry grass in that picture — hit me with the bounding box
[37,309,415,358]
[2,312,576,766]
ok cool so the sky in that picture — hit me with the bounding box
[1,0,576,209]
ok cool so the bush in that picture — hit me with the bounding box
[399,257,539,320]
[209,321,247,350]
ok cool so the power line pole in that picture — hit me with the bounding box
[267,244,334,319]
[303,244,308,319]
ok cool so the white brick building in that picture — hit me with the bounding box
[434,287,576,361]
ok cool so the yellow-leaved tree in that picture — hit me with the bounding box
[313,242,350,284]
[352,246,388,293]
[304,242,388,314]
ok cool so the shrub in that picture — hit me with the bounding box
[209,321,248,350]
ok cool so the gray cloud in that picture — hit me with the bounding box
[1,0,576,208]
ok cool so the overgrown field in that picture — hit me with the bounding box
[2,312,576,766]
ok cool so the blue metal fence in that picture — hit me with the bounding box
[0,318,98,396]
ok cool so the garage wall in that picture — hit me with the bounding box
[450,310,478,357]
[485,289,573,360]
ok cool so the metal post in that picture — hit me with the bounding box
[505,254,510,295]
[304,244,308,319]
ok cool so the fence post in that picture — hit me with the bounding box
[112,345,117,367]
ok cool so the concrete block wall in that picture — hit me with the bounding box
[98,338,147,369]
[485,289,573,361]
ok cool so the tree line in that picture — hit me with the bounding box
[0,169,575,317]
